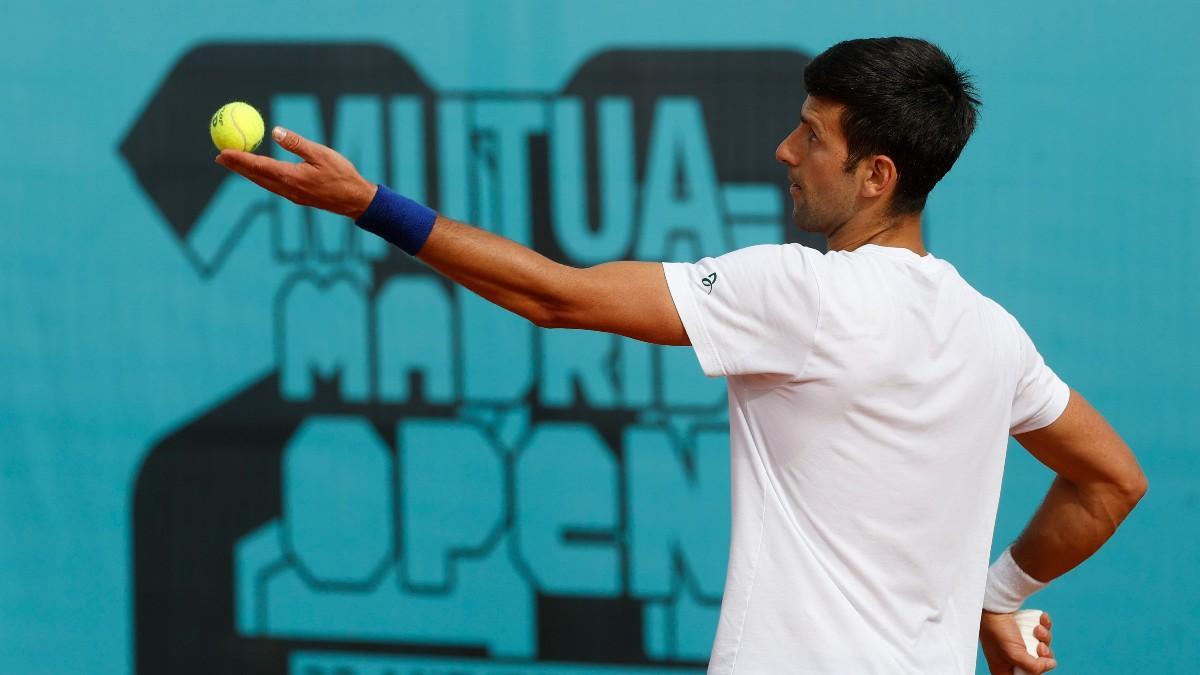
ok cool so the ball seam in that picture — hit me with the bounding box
[229,103,250,152]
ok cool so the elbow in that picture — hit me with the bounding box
[1076,468,1148,524]
[1119,470,1149,508]
[1096,469,1149,519]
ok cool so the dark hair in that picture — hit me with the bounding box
[804,37,980,214]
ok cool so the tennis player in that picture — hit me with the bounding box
[217,37,1147,675]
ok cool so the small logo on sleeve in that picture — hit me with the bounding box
[700,272,717,294]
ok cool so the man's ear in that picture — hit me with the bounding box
[859,155,898,200]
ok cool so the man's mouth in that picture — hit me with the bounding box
[789,182,801,193]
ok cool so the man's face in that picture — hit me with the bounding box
[775,95,861,234]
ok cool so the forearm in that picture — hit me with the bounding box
[416,215,574,327]
[1008,475,1141,583]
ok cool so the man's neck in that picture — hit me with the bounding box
[826,210,926,256]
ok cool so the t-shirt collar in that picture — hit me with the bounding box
[855,243,933,259]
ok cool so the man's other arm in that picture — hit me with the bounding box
[1007,388,1148,581]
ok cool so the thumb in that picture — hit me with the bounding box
[272,126,324,163]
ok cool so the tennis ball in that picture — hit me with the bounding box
[210,101,265,152]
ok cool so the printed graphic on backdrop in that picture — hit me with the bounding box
[123,43,816,674]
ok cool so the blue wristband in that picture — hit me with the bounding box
[354,184,437,255]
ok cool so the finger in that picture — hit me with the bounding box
[1015,656,1058,674]
[216,150,293,182]
[235,169,292,200]
[1041,612,1052,628]
[1037,642,1054,659]
[1034,625,1052,645]
[272,126,328,163]
[217,154,295,199]
[1010,647,1057,674]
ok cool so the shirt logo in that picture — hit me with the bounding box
[700,272,717,294]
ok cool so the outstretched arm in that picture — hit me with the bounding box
[215,126,688,346]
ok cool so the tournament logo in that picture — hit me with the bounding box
[123,42,815,674]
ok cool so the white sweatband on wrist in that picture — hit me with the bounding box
[982,546,1048,613]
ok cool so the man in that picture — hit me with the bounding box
[217,37,1147,674]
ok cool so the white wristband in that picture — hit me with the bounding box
[982,546,1048,613]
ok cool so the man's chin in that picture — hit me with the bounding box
[790,209,825,234]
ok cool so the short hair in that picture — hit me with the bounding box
[804,37,980,215]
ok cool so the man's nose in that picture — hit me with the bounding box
[776,136,797,166]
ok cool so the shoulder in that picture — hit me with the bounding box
[969,292,1038,369]
[694,243,827,282]
[923,263,1029,345]
[713,243,824,263]
[974,292,1025,337]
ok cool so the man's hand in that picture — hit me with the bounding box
[214,127,377,219]
[980,610,1056,674]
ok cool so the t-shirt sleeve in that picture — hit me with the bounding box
[661,244,822,378]
[1009,319,1071,434]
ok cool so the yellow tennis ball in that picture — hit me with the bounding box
[210,101,265,152]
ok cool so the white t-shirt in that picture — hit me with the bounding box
[662,243,1070,675]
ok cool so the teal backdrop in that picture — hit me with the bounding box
[1,2,1196,673]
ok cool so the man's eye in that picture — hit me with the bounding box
[809,130,818,142]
